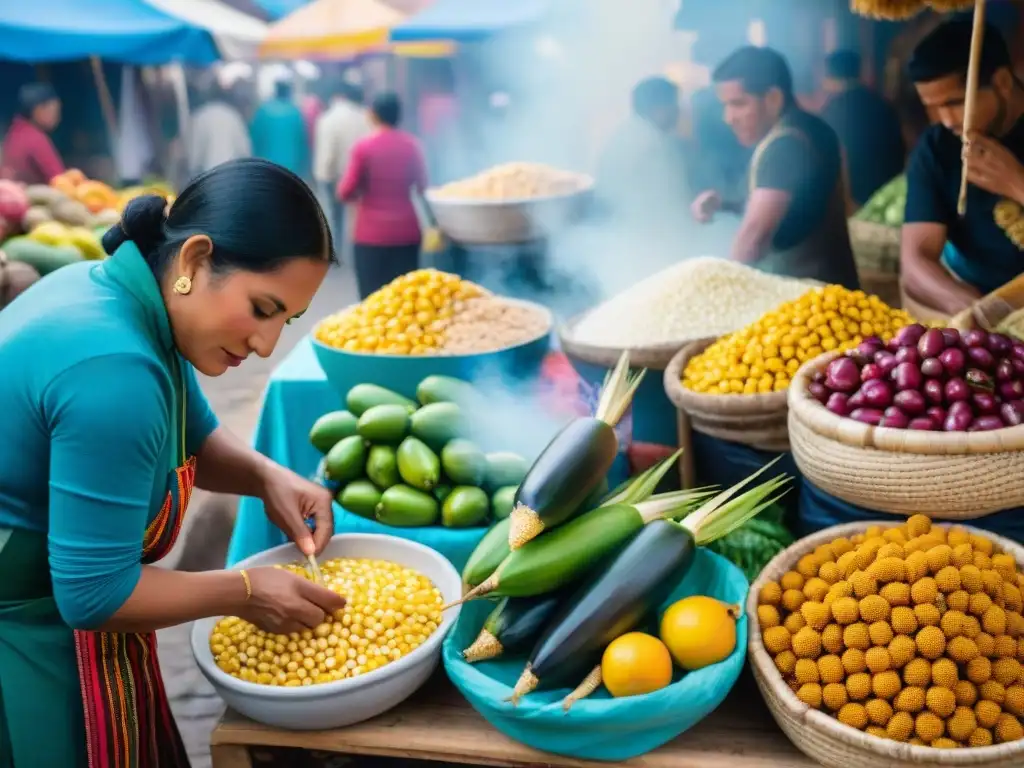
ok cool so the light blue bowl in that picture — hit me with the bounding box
[313,299,554,401]
[443,548,749,762]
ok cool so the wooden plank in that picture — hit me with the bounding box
[210,744,253,768]
[211,672,815,768]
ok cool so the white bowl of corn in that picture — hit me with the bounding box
[191,533,463,730]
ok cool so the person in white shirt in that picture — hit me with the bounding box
[186,82,252,181]
[313,82,372,250]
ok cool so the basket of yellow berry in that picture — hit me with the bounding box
[663,286,914,452]
[312,269,552,399]
[748,516,1024,768]
[191,532,463,730]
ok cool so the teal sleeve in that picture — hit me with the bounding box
[44,354,170,630]
[183,361,219,456]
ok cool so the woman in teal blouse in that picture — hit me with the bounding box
[0,158,347,768]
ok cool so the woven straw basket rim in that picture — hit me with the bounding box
[748,520,1024,766]
[556,312,687,371]
[663,338,789,415]
[788,350,1024,455]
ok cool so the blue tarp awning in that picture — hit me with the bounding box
[0,0,220,64]
[390,0,550,43]
[251,0,310,21]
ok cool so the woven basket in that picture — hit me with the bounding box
[664,339,790,452]
[849,219,901,276]
[557,312,691,371]
[748,520,1024,768]
[788,350,1024,518]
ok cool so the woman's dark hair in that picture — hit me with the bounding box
[713,46,795,108]
[371,92,402,127]
[631,77,679,120]
[909,19,1011,86]
[102,158,336,277]
[18,82,59,118]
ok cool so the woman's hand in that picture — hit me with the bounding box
[260,464,335,556]
[239,567,347,634]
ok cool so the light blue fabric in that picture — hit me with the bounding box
[0,242,218,628]
[226,339,490,571]
[251,0,308,20]
[390,0,551,42]
[250,98,309,178]
[443,547,749,762]
[0,0,219,64]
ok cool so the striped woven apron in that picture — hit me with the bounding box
[73,365,196,768]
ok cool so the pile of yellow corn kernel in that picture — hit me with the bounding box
[209,558,444,687]
[758,515,1024,749]
[682,285,913,395]
[314,269,486,355]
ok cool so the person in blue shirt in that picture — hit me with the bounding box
[250,79,310,178]
[903,19,1024,315]
[820,50,906,208]
[0,158,346,768]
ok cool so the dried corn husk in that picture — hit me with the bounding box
[851,0,925,20]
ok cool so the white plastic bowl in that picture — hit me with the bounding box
[190,534,463,730]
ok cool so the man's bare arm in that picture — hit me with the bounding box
[900,222,981,314]
[731,188,791,264]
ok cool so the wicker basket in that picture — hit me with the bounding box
[558,312,691,372]
[664,339,790,452]
[788,350,1024,518]
[848,219,900,275]
[424,185,594,245]
[748,520,1024,768]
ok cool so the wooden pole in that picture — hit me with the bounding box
[958,0,987,216]
[90,56,121,184]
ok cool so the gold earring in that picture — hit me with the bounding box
[173,276,192,295]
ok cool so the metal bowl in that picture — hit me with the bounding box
[425,184,594,245]
[191,534,463,731]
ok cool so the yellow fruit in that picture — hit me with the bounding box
[660,596,737,670]
[931,658,958,690]
[822,682,849,711]
[795,658,820,684]
[890,606,918,636]
[888,635,917,668]
[955,680,979,707]
[865,647,891,674]
[887,710,914,741]
[601,632,673,698]
[800,601,830,631]
[818,655,846,685]
[869,621,894,647]
[995,712,1024,743]
[831,597,860,625]
[880,582,910,607]
[865,698,893,726]
[894,686,925,713]
[925,686,956,718]
[797,682,823,708]
[910,577,938,606]
[915,711,945,742]
[759,582,783,606]
[763,626,791,655]
[903,658,932,688]
[871,670,901,700]
[837,702,869,729]
[948,706,978,741]
[775,650,797,676]
[757,605,780,629]
[821,623,844,654]
[916,626,946,660]
[781,571,805,591]
[859,595,890,623]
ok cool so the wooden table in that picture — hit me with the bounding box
[209,671,816,768]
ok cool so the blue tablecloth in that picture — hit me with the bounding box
[226,338,490,570]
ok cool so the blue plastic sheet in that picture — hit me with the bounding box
[0,0,219,64]
[390,0,550,42]
[443,548,748,762]
[798,479,1024,544]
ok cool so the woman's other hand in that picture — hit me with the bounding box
[260,465,335,556]
[240,566,347,634]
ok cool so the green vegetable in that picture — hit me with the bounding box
[510,462,791,705]
[440,439,487,486]
[366,445,400,489]
[2,236,83,275]
[462,518,511,586]
[707,504,794,583]
[356,404,411,444]
[491,486,517,520]
[338,480,382,519]
[346,384,416,417]
[409,401,466,451]
[324,435,366,483]
[396,437,441,491]
[509,353,644,550]
[433,485,452,502]
[442,486,490,528]
[375,485,439,527]
[416,375,477,406]
[462,593,565,663]
[484,452,529,490]
[309,410,358,454]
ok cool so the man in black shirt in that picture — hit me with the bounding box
[692,46,859,289]
[821,50,906,207]
[903,19,1024,315]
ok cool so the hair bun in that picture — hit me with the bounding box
[102,194,168,257]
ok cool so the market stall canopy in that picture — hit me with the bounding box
[260,0,406,58]
[0,0,267,64]
[251,0,311,19]
[389,0,552,43]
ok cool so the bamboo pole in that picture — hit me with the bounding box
[958,0,987,216]
[90,57,121,185]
